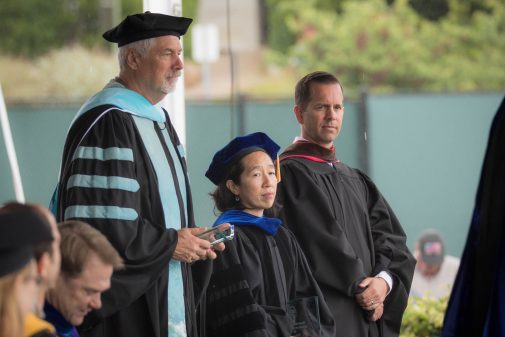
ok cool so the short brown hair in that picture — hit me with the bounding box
[59,221,123,278]
[295,71,343,111]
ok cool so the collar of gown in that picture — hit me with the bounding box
[213,209,282,236]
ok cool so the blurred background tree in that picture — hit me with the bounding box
[1,0,74,57]
[0,0,149,58]
[0,0,503,99]
[0,0,200,100]
[0,0,197,59]
[265,0,505,92]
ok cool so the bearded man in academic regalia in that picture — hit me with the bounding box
[277,71,416,337]
[51,12,225,337]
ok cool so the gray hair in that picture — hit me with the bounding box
[118,38,155,71]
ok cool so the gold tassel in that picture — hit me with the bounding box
[276,154,281,183]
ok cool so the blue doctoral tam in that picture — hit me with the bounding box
[103,11,193,46]
[206,132,280,185]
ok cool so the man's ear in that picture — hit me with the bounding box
[126,49,141,70]
[294,105,304,124]
[226,180,239,196]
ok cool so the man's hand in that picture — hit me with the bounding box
[354,277,389,311]
[368,303,384,321]
[203,223,230,259]
[173,227,213,263]
[172,224,230,263]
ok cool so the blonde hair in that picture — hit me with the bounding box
[0,262,35,337]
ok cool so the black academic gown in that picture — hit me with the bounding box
[278,157,416,337]
[54,104,210,337]
[442,96,505,337]
[201,225,336,337]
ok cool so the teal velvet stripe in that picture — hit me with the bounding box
[72,146,134,162]
[75,86,166,123]
[132,116,187,336]
[64,205,138,221]
[160,129,188,223]
[177,144,186,159]
[66,175,140,192]
[132,117,182,227]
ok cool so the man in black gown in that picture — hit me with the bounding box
[277,71,416,337]
[51,12,223,337]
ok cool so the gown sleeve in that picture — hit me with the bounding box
[358,170,416,335]
[57,108,178,316]
[280,228,337,337]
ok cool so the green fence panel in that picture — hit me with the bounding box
[1,93,502,259]
[185,102,233,227]
[0,104,76,206]
[368,92,503,256]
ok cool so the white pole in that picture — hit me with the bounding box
[0,84,25,202]
[143,0,187,148]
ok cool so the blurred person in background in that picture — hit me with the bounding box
[410,229,460,299]
[0,211,54,337]
[44,220,123,337]
[0,202,61,337]
[202,132,336,337]
[277,71,416,337]
[50,12,224,337]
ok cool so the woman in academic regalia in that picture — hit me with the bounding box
[201,132,336,337]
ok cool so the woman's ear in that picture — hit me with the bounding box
[226,180,239,196]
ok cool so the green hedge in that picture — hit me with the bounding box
[400,295,448,337]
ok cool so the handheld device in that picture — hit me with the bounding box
[198,224,235,246]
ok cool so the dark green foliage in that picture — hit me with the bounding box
[0,0,105,58]
[409,0,449,21]
[397,0,491,21]
[0,0,199,58]
[265,0,505,92]
[122,0,142,16]
[265,0,343,53]
[0,0,69,57]
[182,0,199,59]
[265,0,296,53]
